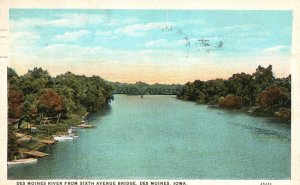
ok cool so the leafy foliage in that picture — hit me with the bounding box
[257,86,290,108]
[8,85,24,118]
[7,125,18,161]
[37,89,63,116]
[7,67,114,122]
[219,95,242,109]
[178,65,291,120]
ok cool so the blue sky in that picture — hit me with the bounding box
[9,9,292,83]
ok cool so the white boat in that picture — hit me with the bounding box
[7,158,37,166]
[53,127,79,141]
[77,123,95,128]
[68,127,78,134]
[69,133,79,138]
[53,135,75,141]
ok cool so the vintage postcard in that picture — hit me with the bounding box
[1,0,300,185]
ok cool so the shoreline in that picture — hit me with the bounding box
[177,97,291,124]
[9,105,108,163]
[8,112,91,163]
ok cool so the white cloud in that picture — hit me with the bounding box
[10,31,40,54]
[10,31,41,57]
[194,24,258,38]
[53,30,90,41]
[10,31,40,42]
[11,13,110,30]
[223,24,257,31]
[39,43,188,65]
[54,13,105,27]
[145,37,198,48]
[11,13,140,31]
[145,39,169,47]
[102,17,139,26]
[226,31,271,39]
[263,45,290,53]
[122,17,139,24]
[43,44,106,57]
[178,19,206,26]
[197,27,218,35]
[145,38,186,48]
[117,22,173,36]
[10,18,47,30]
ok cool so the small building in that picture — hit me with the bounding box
[8,118,20,129]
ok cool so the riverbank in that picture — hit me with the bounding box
[8,112,91,163]
[7,67,114,162]
[177,96,291,123]
[176,65,291,124]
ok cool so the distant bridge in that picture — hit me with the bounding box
[113,87,182,98]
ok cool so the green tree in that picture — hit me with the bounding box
[205,79,227,104]
[22,94,38,124]
[8,125,18,161]
[8,85,24,118]
[227,72,256,106]
[7,67,20,88]
[18,67,52,95]
[253,65,274,92]
[37,89,63,124]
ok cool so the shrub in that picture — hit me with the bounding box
[219,94,242,109]
[257,86,289,108]
[274,108,291,120]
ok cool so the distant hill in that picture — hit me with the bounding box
[109,81,183,90]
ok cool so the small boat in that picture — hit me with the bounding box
[77,124,95,128]
[7,158,37,166]
[53,135,76,141]
[53,126,79,141]
[69,134,79,138]
[68,127,78,134]
[77,121,95,128]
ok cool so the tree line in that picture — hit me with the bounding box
[7,67,114,160]
[177,65,291,120]
[8,67,114,125]
[110,81,183,90]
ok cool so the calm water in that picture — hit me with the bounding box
[8,95,291,179]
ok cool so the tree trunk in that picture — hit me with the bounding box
[40,113,43,125]
[17,119,22,129]
[56,113,61,124]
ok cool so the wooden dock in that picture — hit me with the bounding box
[16,135,32,143]
[21,150,49,158]
[39,139,56,144]
[8,158,37,166]
[15,132,25,138]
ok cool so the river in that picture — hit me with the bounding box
[8,95,291,179]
